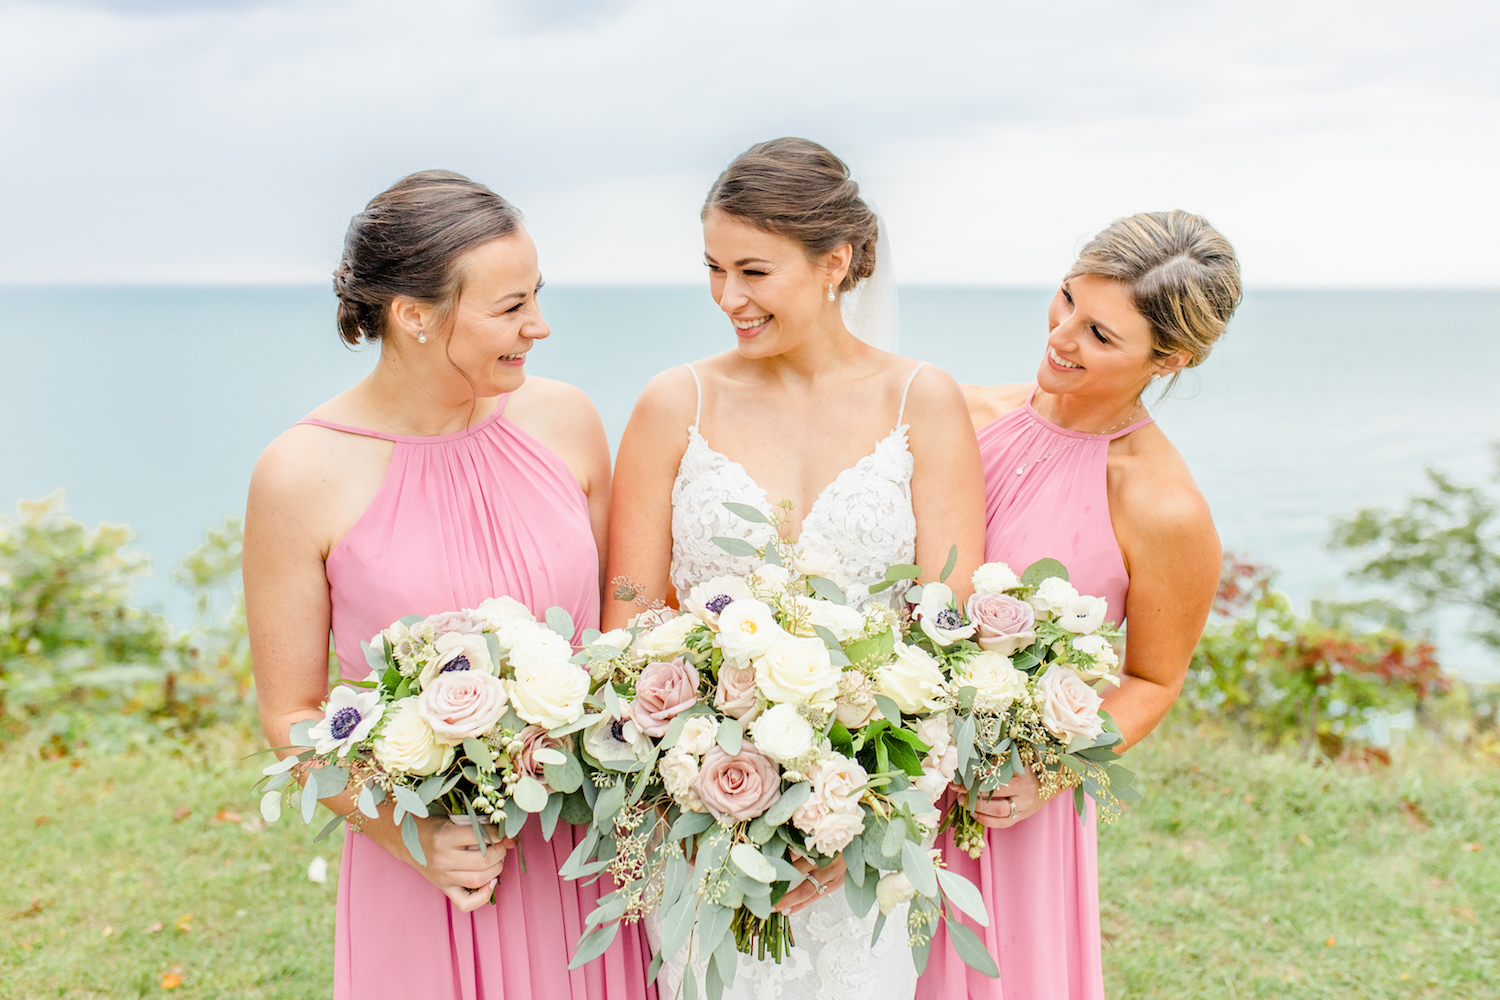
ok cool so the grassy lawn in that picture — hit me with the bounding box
[3,721,1496,999]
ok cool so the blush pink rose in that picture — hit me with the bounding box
[417,670,509,744]
[966,592,1037,656]
[512,725,572,783]
[693,742,783,821]
[629,657,701,737]
[425,610,487,635]
[713,659,761,721]
[1038,665,1105,740]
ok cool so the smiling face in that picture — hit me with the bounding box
[702,209,849,359]
[1038,273,1181,403]
[432,230,549,397]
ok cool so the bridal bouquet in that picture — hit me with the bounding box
[562,505,997,993]
[255,597,619,865]
[903,558,1142,859]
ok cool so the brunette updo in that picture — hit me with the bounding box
[333,170,523,346]
[1066,210,1242,372]
[703,138,878,292]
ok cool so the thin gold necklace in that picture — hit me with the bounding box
[1015,399,1143,477]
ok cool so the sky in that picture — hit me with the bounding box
[0,0,1496,287]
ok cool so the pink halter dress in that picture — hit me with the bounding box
[915,388,1153,1000]
[296,398,655,1000]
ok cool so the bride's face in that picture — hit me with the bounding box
[702,209,839,359]
[1037,273,1173,402]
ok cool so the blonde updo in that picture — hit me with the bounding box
[1066,210,1242,377]
[702,137,878,292]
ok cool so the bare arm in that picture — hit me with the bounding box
[602,368,697,629]
[907,366,987,599]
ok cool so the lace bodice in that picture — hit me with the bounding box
[669,363,924,610]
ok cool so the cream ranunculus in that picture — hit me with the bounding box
[876,871,916,915]
[1070,633,1122,683]
[715,600,786,662]
[682,575,755,630]
[473,596,537,629]
[632,613,702,661]
[372,697,453,776]
[971,561,1022,595]
[1029,577,1079,617]
[876,642,948,715]
[783,595,867,643]
[509,662,590,730]
[913,581,977,646]
[1057,594,1109,634]
[417,631,498,688]
[660,746,706,811]
[594,628,633,651]
[506,628,574,674]
[677,715,720,756]
[959,650,1032,713]
[751,703,817,763]
[1037,664,1105,741]
[754,636,839,711]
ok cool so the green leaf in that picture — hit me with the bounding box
[400,811,426,867]
[886,736,925,778]
[844,835,865,886]
[935,868,990,926]
[503,797,528,838]
[669,809,714,842]
[259,790,282,823]
[762,544,782,567]
[594,781,626,825]
[712,536,760,558]
[311,764,350,798]
[300,777,319,823]
[948,919,1000,978]
[874,694,903,723]
[844,627,895,668]
[939,544,959,584]
[288,719,316,747]
[955,714,976,775]
[559,824,600,878]
[902,840,939,898]
[730,843,778,883]
[544,750,585,794]
[392,784,428,824]
[884,564,922,582]
[761,782,811,828]
[868,579,896,594]
[844,863,877,917]
[1020,558,1068,587]
[657,893,699,962]
[560,790,594,824]
[808,575,846,605]
[514,775,549,813]
[546,606,575,640]
[1074,784,1087,818]
[722,501,769,524]
[716,717,743,756]
[357,782,383,819]
[882,813,906,856]
[463,736,496,772]
[567,920,621,970]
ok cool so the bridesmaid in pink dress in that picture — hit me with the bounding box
[916,211,1242,999]
[244,171,654,1000]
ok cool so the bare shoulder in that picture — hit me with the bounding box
[248,421,388,555]
[1109,425,1215,547]
[626,362,702,434]
[960,383,1032,430]
[508,376,603,437]
[899,362,969,423]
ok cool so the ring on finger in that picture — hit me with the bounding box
[1003,797,1015,819]
[815,879,829,895]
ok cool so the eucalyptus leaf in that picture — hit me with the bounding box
[729,843,777,883]
[935,868,989,926]
[361,640,386,673]
[463,736,496,773]
[884,564,922,582]
[807,575,846,605]
[844,835,865,886]
[902,840,939,898]
[939,544,959,583]
[288,719,317,747]
[559,824,600,879]
[870,910,887,945]
[546,606,575,640]
[668,809,714,842]
[697,901,734,958]
[760,782,811,828]
[955,714,976,774]
[657,893,699,963]
[392,784,429,824]
[259,789,282,823]
[712,536,760,558]
[300,778,319,823]
[566,921,621,970]
[948,920,1000,978]
[712,927,739,989]
[722,501,769,524]
[663,846,688,907]
[1020,557,1068,587]
[594,781,626,824]
[541,791,565,838]
[504,797,528,838]
[544,750,584,794]
[313,811,346,843]
[716,718,743,756]
[659,712,689,751]
[400,811,426,866]
[874,694,903,723]
[357,782,381,819]
[549,712,605,738]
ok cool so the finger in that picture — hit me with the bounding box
[791,856,818,874]
[774,884,814,914]
[445,879,498,913]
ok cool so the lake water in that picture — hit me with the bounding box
[2,285,1497,681]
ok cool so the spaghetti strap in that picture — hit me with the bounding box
[295,417,400,442]
[685,363,703,430]
[1106,409,1155,440]
[896,361,927,426]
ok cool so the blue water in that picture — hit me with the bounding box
[2,285,1497,680]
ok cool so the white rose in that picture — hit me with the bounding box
[1030,577,1080,617]
[372,697,453,776]
[660,746,706,811]
[754,637,839,710]
[959,650,1031,713]
[594,628,633,651]
[509,663,590,730]
[583,713,652,764]
[506,628,574,674]
[716,600,786,662]
[489,617,540,654]
[915,764,953,802]
[683,576,755,630]
[418,631,497,688]
[876,871,917,915]
[914,714,954,761]
[632,613,701,660]
[784,595,867,643]
[749,564,793,600]
[1070,634,1121,682]
[971,561,1021,594]
[805,806,864,856]
[913,581,977,645]
[751,703,817,763]
[1037,664,1105,741]
[812,753,868,810]
[1057,594,1109,634]
[789,546,849,588]
[677,715,719,756]
[834,670,881,728]
[876,642,948,715]
[473,596,536,629]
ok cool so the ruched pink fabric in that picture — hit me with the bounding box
[296,400,654,1000]
[916,388,1152,1000]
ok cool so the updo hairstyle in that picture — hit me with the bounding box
[703,138,878,293]
[1066,210,1242,378]
[333,170,523,346]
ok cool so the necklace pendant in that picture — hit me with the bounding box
[1015,464,1027,476]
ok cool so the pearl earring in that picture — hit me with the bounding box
[417,330,427,344]
[827,283,835,302]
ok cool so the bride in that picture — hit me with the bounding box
[604,138,986,998]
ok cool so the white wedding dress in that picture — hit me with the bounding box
[649,361,927,1000]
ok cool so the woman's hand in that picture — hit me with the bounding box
[774,854,847,915]
[970,769,1042,829]
[364,813,514,913]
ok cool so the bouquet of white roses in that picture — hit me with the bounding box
[560,504,998,996]
[255,597,625,867]
[904,559,1142,859]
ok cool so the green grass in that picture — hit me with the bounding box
[3,722,1496,998]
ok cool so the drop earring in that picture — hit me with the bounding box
[417,330,427,344]
[826,282,835,302]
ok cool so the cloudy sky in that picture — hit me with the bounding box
[1,0,1495,286]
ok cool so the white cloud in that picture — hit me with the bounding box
[0,0,1495,285]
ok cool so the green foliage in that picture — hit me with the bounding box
[1329,444,1500,652]
[1182,555,1446,756]
[0,494,252,753]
